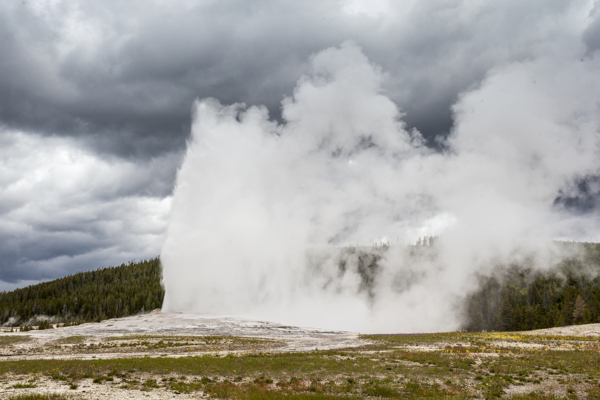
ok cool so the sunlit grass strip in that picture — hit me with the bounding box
[206,382,364,400]
[362,332,600,342]
[0,352,384,378]
[2,347,597,380]
[9,395,69,400]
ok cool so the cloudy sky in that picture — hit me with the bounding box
[1,0,599,290]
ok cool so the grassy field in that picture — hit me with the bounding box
[1,332,600,399]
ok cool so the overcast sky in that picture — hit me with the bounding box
[1,0,599,290]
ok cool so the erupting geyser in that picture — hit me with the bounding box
[161,42,600,332]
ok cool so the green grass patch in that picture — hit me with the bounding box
[9,395,70,400]
[170,380,205,392]
[206,382,362,400]
[0,352,383,378]
[12,383,37,388]
[53,336,86,345]
[0,335,31,346]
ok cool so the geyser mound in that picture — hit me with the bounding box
[161,42,600,332]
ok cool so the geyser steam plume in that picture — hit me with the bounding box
[161,42,600,332]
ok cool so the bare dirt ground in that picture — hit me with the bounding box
[527,323,600,337]
[0,310,365,361]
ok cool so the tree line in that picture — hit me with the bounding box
[0,258,164,326]
[464,242,600,331]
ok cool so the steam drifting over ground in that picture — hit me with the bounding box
[161,42,600,333]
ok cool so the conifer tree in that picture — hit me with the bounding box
[573,294,586,324]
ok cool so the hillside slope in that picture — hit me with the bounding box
[0,258,163,326]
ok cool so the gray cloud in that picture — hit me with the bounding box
[0,130,173,283]
[0,0,599,286]
[555,175,600,214]
[1,0,592,152]
[583,15,600,54]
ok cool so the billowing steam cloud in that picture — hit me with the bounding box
[161,41,600,332]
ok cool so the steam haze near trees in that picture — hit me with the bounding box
[162,41,600,332]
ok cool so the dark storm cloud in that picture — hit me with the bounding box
[0,0,589,156]
[0,1,335,157]
[583,14,600,54]
[0,0,598,287]
[554,175,600,214]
